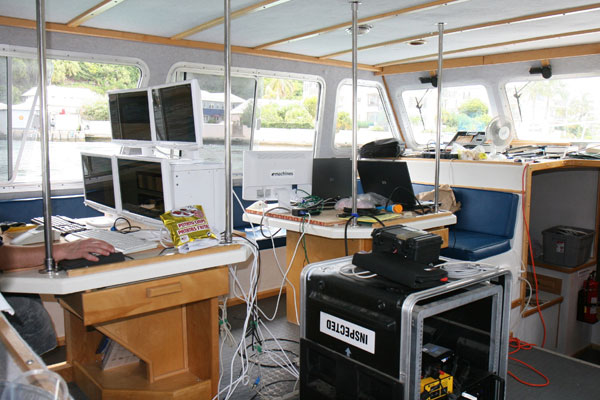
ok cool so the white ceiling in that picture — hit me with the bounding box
[0,0,598,70]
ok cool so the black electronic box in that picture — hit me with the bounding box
[371,225,443,265]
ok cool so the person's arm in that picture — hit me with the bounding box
[0,239,115,271]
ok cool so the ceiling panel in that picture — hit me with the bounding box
[0,0,100,24]
[331,10,600,65]
[0,0,598,70]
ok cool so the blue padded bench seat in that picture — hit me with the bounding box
[413,184,519,261]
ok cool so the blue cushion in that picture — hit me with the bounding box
[411,184,518,261]
[441,229,512,261]
[453,189,518,238]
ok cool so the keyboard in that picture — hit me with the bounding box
[31,215,88,235]
[70,230,158,254]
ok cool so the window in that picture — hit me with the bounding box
[172,66,322,178]
[505,77,600,142]
[402,85,492,146]
[0,51,144,192]
[334,81,394,148]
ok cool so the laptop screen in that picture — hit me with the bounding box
[311,158,352,200]
[357,160,417,209]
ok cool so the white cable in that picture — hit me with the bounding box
[339,264,377,279]
[440,261,499,279]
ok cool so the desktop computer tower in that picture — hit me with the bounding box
[164,160,226,235]
[300,258,511,400]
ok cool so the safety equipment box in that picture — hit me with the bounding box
[300,257,511,400]
[542,225,594,267]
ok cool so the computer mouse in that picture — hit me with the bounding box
[58,251,126,270]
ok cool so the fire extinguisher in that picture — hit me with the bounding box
[577,271,598,324]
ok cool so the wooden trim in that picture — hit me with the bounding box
[411,180,522,194]
[377,28,600,68]
[0,315,46,372]
[379,43,600,75]
[253,0,463,51]
[0,16,381,73]
[381,75,406,142]
[225,286,286,307]
[171,0,288,40]
[534,259,597,274]
[511,298,522,309]
[67,0,126,28]
[521,296,563,318]
[526,272,562,296]
[322,3,600,60]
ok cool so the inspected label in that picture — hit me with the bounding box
[319,311,375,354]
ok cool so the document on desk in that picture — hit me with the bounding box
[0,292,14,315]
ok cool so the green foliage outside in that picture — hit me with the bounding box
[81,100,110,121]
[51,60,140,94]
[259,101,315,129]
[336,111,351,131]
[440,98,492,132]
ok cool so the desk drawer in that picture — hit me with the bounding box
[61,266,228,325]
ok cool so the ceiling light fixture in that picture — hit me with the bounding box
[345,24,373,36]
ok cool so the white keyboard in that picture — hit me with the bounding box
[70,230,158,254]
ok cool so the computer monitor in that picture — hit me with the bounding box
[108,87,154,147]
[242,150,313,202]
[115,155,225,232]
[357,160,417,210]
[311,158,352,200]
[81,153,120,215]
[150,79,203,149]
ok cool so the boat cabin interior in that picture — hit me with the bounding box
[0,1,599,399]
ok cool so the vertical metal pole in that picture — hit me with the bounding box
[350,0,359,226]
[434,22,444,214]
[7,57,13,180]
[223,0,233,244]
[36,0,55,272]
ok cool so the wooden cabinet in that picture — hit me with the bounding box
[59,266,229,399]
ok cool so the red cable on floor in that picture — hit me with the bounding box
[505,164,551,387]
[520,163,547,348]
[508,337,550,387]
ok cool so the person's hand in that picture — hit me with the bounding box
[54,239,115,262]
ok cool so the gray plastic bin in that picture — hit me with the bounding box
[542,225,594,267]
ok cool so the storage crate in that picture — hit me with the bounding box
[542,226,595,267]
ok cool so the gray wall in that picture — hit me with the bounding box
[0,25,382,158]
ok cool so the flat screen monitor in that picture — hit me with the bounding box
[81,153,119,214]
[357,160,417,210]
[311,158,352,200]
[116,157,166,225]
[108,88,153,146]
[151,79,203,148]
[242,150,313,202]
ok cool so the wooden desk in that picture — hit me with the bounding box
[0,244,251,400]
[244,208,456,323]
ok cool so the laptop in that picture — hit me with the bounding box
[357,160,417,210]
[311,158,353,200]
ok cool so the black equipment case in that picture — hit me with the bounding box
[300,258,511,400]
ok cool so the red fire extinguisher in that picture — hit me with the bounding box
[577,272,598,324]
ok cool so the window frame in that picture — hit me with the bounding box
[501,73,600,145]
[331,79,399,157]
[0,45,149,198]
[168,62,325,183]
[398,82,497,149]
